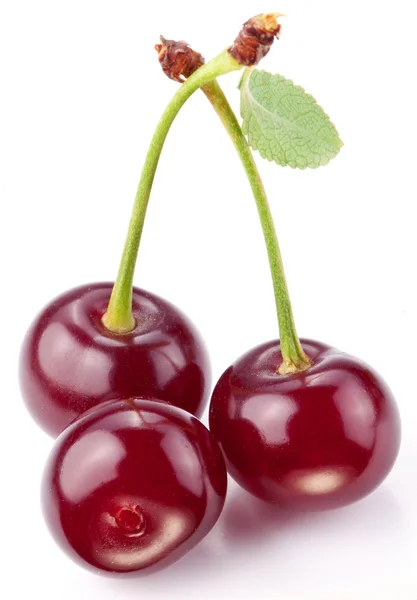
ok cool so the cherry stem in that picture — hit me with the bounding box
[102,51,241,333]
[201,81,310,374]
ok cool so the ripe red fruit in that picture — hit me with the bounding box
[20,283,210,436]
[42,398,227,574]
[209,339,400,511]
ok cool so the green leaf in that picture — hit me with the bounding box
[239,68,343,169]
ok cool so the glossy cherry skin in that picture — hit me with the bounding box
[19,283,210,436]
[209,339,400,511]
[42,398,227,574]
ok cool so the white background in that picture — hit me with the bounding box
[1,1,416,598]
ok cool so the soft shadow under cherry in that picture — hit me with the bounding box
[220,485,320,547]
[219,482,403,551]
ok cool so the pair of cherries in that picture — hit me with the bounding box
[19,281,400,575]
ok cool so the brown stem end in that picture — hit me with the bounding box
[155,36,205,82]
[228,12,284,66]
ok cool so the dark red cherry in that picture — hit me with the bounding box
[20,283,210,436]
[42,398,227,574]
[209,339,400,511]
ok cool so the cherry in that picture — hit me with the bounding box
[42,398,227,574]
[209,339,401,511]
[19,283,210,437]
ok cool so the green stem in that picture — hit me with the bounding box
[102,50,241,333]
[201,80,310,374]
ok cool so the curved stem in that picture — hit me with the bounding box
[102,51,241,333]
[201,80,310,374]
